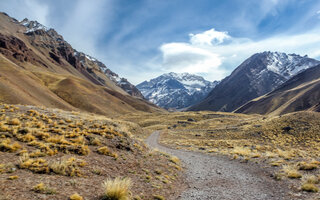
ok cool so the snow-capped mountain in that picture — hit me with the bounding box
[137,72,219,109]
[20,18,49,33]
[19,18,143,98]
[189,51,320,112]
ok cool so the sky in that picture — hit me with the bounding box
[1,0,320,84]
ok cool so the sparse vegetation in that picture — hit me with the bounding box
[32,182,56,194]
[121,111,320,199]
[103,177,132,200]
[0,104,182,199]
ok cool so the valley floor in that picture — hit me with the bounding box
[146,131,293,200]
[1,103,319,199]
[122,111,320,199]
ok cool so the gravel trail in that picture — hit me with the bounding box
[146,131,295,200]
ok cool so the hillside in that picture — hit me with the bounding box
[189,52,320,112]
[235,64,320,115]
[0,104,183,199]
[137,72,218,109]
[0,12,159,117]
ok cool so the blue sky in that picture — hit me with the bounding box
[1,0,320,84]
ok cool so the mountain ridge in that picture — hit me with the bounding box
[189,51,320,112]
[19,17,144,98]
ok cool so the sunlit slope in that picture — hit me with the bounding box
[235,64,320,115]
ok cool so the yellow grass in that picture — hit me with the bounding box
[301,183,319,193]
[49,157,83,177]
[97,146,118,158]
[103,177,132,200]
[282,165,302,179]
[69,193,83,200]
[7,118,20,125]
[169,156,180,165]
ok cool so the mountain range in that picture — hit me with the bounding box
[235,63,320,115]
[189,51,320,112]
[1,11,320,117]
[137,72,218,109]
[0,12,159,116]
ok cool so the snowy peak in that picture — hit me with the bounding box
[263,51,317,79]
[137,72,218,109]
[156,72,216,94]
[20,18,49,33]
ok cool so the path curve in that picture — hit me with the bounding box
[146,131,294,200]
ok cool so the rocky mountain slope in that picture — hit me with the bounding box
[235,64,320,115]
[0,12,158,116]
[189,51,320,112]
[20,18,143,99]
[137,72,218,109]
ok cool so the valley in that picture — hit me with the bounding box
[122,111,320,199]
[0,4,320,200]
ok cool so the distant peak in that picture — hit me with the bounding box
[165,72,193,77]
[20,18,49,33]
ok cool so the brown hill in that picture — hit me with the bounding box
[235,64,320,115]
[0,12,161,116]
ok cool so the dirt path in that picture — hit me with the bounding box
[146,131,295,200]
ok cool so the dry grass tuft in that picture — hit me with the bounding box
[169,156,180,165]
[49,157,84,177]
[19,153,49,174]
[97,146,118,158]
[103,177,131,200]
[32,182,56,194]
[69,193,83,200]
[298,162,318,171]
[153,195,165,200]
[282,165,302,179]
[7,175,19,180]
[0,138,21,152]
[232,146,252,157]
[7,118,20,125]
[301,183,319,193]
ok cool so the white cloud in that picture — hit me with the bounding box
[189,28,230,46]
[160,28,320,82]
[161,42,223,73]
